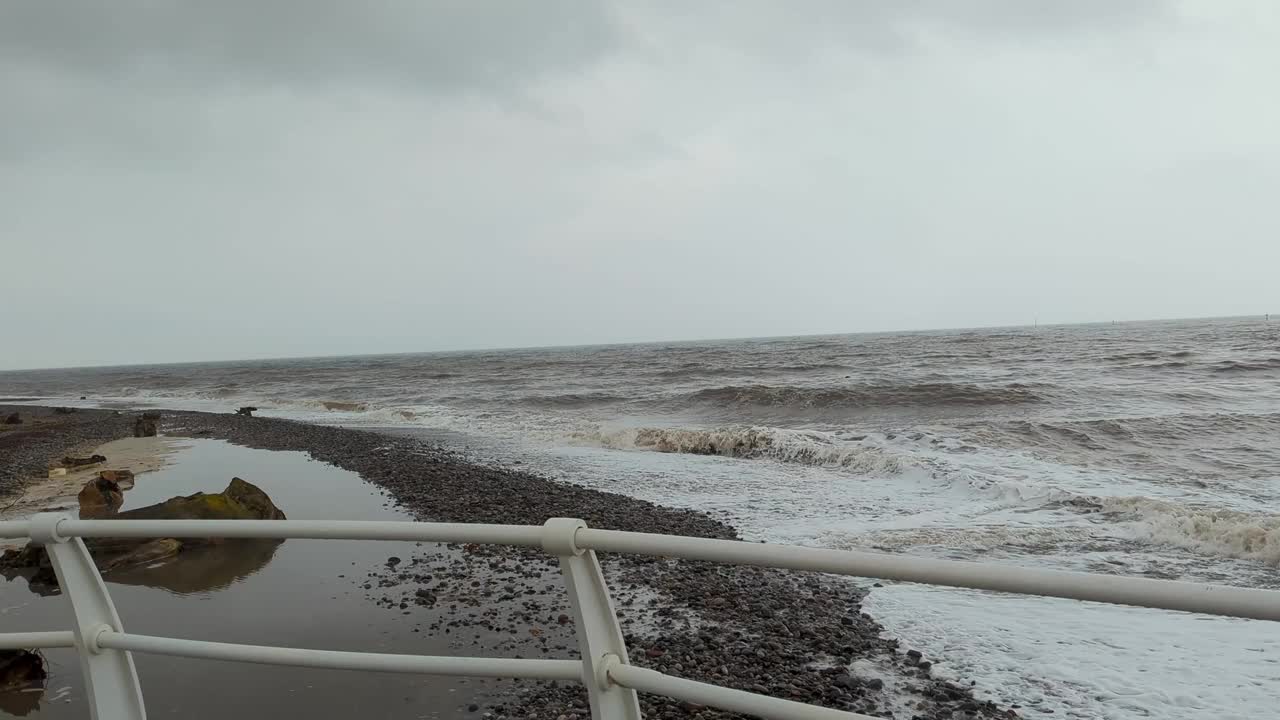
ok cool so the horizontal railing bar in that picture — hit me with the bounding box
[576,528,1280,622]
[96,631,584,680]
[0,520,30,539]
[54,519,546,546]
[609,663,872,720]
[9,516,1278,621]
[0,631,77,649]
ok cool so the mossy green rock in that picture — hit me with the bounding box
[0,478,285,587]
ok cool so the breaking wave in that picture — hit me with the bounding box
[573,425,906,474]
[1096,496,1280,566]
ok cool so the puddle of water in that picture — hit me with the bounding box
[0,438,486,718]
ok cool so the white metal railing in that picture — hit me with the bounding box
[1,513,1278,720]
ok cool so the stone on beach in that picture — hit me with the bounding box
[99,468,136,490]
[77,474,125,514]
[236,406,258,417]
[133,412,160,437]
[2,413,20,425]
[2,477,286,583]
[61,454,106,468]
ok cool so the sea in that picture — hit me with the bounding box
[3,315,1278,719]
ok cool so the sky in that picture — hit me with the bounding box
[2,1,1278,370]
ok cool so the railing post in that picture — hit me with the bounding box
[543,518,642,720]
[30,513,146,720]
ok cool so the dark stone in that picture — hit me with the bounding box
[0,649,46,692]
[235,407,258,417]
[557,614,570,625]
[133,414,158,437]
[53,407,76,414]
[62,454,107,467]
[3,413,21,425]
[833,673,858,689]
[386,556,402,566]
[865,678,884,691]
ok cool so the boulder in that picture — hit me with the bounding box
[77,475,124,515]
[133,413,158,437]
[1,478,285,586]
[2,413,21,425]
[99,469,135,490]
[116,477,286,523]
[62,454,106,468]
[235,406,258,417]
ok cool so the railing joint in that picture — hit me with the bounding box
[541,517,586,557]
[29,512,70,545]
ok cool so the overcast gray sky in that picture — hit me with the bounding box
[3,1,1277,370]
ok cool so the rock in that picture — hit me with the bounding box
[47,467,67,478]
[386,556,402,567]
[865,678,884,691]
[100,469,136,490]
[906,649,923,662]
[134,414,158,437]
[0,649,46,692]
[77,475,124,514]
[235,407,258,417]
[2,413,20,425]
[115,477,286,523]
[557,613,570,625]
[53,407,77,414]
[833,673,858,690]
[62,454,106,468]
[2,478,286,582]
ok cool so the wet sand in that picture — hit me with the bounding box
[0,407,1016,719]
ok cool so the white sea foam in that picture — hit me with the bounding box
[1099,496,1280,565]
[571,425,907,473]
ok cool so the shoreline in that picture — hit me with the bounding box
[0,404,1015,719]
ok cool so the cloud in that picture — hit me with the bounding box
[2,1,1279,369]
[0,1,621,92]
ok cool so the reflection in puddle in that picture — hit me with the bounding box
[0,438,483,719]
[106,540,283,595]
[0,650,46,717]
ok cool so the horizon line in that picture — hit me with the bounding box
[0,312,1271,374]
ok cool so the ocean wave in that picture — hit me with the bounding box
[1097,496,1280,565]
[683,382,1046,409]
[572,425,905,473]
[980,412,1280,455]
[653,363,847,380]
[1210,358,1280,373]
[319,400,368,412]
[519,392,629,408]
